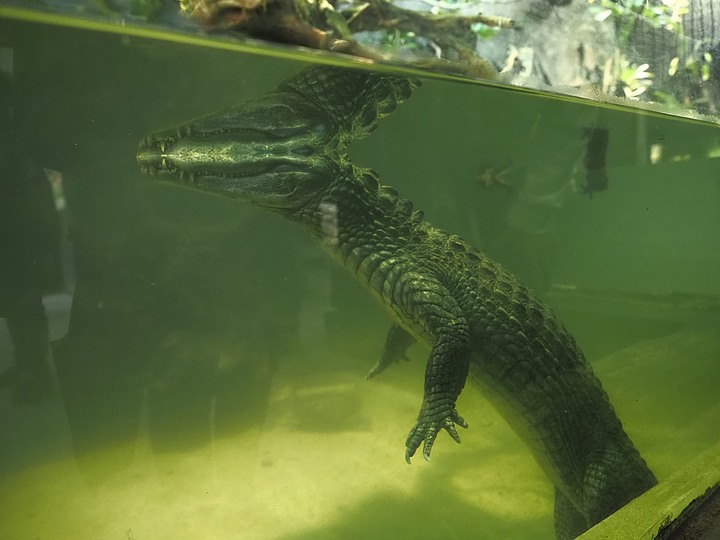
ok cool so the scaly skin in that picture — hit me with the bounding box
[137,66,657,538]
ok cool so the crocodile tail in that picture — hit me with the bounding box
[554,488,588,540]
[583,441,657,528]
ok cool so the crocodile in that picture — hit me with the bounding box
[137,66,657,539]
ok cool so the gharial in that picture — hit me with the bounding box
[137,65,657,539]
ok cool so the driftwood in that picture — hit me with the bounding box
[180,0,505,78]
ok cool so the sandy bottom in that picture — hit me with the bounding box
[1,318,719,539]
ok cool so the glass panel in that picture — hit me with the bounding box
[1,10,719,540]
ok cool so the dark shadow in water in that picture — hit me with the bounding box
[47,191,302,482]
[5,19,304,484]
[0,68,62,406]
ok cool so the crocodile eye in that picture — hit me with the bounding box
[292,145,316,156]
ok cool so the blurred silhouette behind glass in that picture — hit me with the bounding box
[0,70,62,405]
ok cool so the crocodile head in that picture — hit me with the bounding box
[137,92,338,211]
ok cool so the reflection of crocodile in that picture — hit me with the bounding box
[137,66,657,539]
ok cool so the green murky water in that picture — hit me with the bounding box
[1,10,720,540]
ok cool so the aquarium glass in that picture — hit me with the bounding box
[1,6,719,540]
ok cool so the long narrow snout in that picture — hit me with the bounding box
[136,92,338,210]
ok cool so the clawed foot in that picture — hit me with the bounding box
[404,405,468,463]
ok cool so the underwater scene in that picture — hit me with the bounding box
[1,10,720,540]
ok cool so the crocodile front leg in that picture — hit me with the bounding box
[405,326,471,462]
[386,272,471,462]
